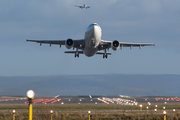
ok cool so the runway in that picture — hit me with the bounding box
[0,95,180,106]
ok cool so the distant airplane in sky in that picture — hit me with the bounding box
[26,23,155,58]
[73,4,95,9]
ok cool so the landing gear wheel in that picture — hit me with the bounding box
[75,53,79,58]
[103,49,108,59]
[75,48,79,58]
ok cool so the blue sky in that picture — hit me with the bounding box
[0,0,180,76]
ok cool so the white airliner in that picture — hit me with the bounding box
[26,23,155,58]
[73,4,95,9]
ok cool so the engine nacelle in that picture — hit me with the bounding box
[65,38,74,49]
[111,40,120,51]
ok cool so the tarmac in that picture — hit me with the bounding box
[0,95,180,106]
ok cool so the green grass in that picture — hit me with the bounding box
[0,105,180,120]
[0,104,179,110]
[0,110,179,120]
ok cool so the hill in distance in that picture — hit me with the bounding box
[0,74,179,96]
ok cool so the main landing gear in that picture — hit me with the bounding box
[103,54,107,58]
[103,49,108,59]
[75,48,79,58]
[75,53,79,58]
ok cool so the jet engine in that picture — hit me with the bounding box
[65,38,74,49]
[111,40,120,51]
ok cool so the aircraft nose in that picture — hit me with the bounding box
[92,25,98,33]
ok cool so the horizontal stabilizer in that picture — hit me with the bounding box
[65,51,83,54]
[96,52,111,55]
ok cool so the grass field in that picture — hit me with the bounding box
[0,104,180,110]
[0,105,180,120]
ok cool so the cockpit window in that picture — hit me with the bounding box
[92,23,98,26]
[86,23,100,31]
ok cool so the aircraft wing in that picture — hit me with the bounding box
[87,5,96,7]
[73,5,82,8]
[99,40,155,50]
[26,39,85,49]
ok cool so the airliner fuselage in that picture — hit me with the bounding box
[84,23,102,57]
